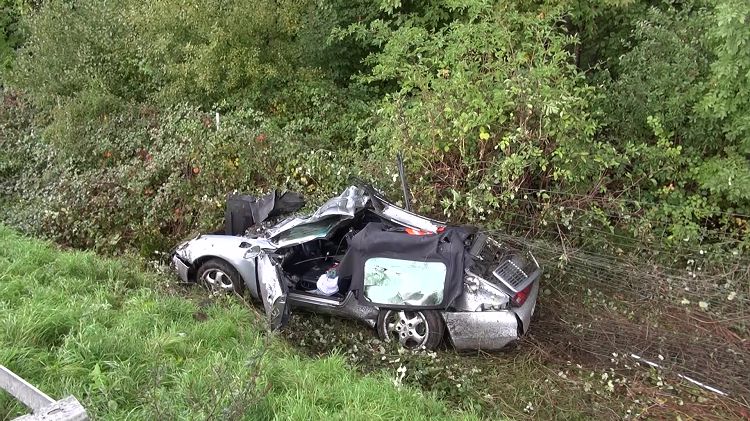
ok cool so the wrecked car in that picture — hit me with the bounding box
[171,183,541,350]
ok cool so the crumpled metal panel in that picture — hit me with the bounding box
[171,255,190,283]
[287,291,379,328]
[452,276,510,312]
[265,186,369,246]
[309,185,369,219]
[442,311,518,350]
[257,254,288,330]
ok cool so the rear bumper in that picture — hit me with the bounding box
[442,311,519,350]
[171,254,191,283]
[443,282,539,350]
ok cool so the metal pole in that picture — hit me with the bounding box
[0,366,54,412]
[397,152,412,211]
[0,365,89,420]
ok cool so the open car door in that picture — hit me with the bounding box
[257,253,290,330]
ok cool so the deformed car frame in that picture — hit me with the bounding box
[171,184,541,350]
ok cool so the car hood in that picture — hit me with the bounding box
[264,185,370,247]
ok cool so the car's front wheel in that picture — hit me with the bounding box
[196,258,244,295]
[377,309,444,350]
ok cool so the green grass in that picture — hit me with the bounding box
[0,226,476,420]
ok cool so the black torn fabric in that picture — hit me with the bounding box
[224,190,305,235]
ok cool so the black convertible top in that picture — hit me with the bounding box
[339,222,472,309]
[224,190,305,235]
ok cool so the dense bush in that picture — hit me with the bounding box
[0,0,747,259]
[0,0,38,71]
[596,0,750,251]
[355,5,604,220]
[0,0,379,253]
[344,1,748,255]
[0,87,376,254]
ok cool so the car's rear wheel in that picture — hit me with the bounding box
[197,258,244,295]
[377,309,444,350]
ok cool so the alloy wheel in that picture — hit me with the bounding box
[383,310,429,348]
[200,268,235,292]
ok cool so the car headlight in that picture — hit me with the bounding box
[243,245,262,259]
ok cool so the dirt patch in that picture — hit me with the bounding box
[533,274,750,401]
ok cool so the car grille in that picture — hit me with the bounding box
[469,233,541,293]
[492,260,529,292]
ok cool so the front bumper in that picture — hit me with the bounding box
[171,254,191,283]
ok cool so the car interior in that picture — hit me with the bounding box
[276,210,389,300]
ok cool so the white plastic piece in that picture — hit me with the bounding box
[316,273,339,296]
[14,396,88,421]
[0,366,54,412]
[1,366,89,420]
[630,354,728,397]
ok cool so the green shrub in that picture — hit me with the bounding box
[600,5,716,150]
[1,0,748,260]
[355,5,604,220]
[10,0,148,105]
[596,2,750,252]
[0,90,375,254]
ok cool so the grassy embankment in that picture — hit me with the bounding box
[0,225,476,420]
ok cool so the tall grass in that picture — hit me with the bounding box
[0,226,475,420]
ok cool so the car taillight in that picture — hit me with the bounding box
[405,227,432,235]
[511,283,533,307]
[405,226,445,235]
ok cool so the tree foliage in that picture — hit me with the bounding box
[0,0,34,71]
[358,4,604,220]
[0,0,747,257]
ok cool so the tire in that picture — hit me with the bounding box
[376,309,444,350]
[196,258,244,295]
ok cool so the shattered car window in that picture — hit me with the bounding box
[363,258,445,306]
[274,217,342,244]
[266,186,369,245]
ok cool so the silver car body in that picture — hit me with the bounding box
[171,186,540,350]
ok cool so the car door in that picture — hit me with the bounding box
[256,253,290,330]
